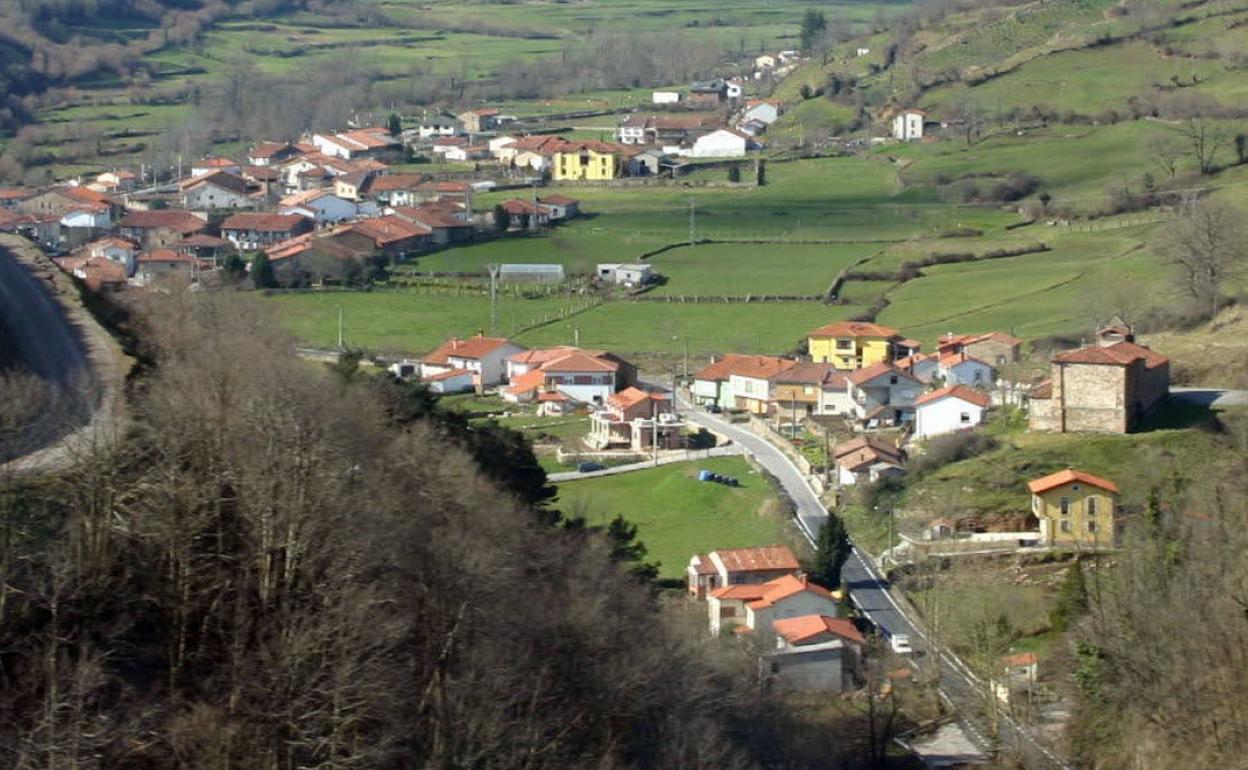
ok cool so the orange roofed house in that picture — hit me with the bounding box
[503,347,636,410]
[1030,324,1169,434]
[707,574,839,636]
[587,387,683,451]
[807,321,918,371]
[690,354,797,414]
[420,335,527,388]
[1028,468,1119,547]
[686,545,800,599]
[766,615,866,693]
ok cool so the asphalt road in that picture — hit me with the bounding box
[673,391,1072,770]
[1170,387,1248,407]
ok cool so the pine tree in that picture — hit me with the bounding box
[799,9,827,54]
[813,513,852,589]
[604,515,659,585]
[387,112,402,136]
[250,252,275,289]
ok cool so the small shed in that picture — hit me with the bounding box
[498,263,565,284]
[597,263,654,286]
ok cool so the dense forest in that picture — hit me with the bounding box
[0,292,885,769]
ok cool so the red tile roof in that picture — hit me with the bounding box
[693,355,795,382]
[505,368,546,396]
[710,584,769,601]
[608,386,665,410]
[184,171,251,195]
[59,185,117,206]
[120,210,208,234]
[249,141,297,159]
[1027,468,1119,495]
[544,350,619,373]
[1002,652,1039,667]
[0,188,32,201]
[915,384,992,408]
[1052,341,1168,369]
[938,350,991,369]
[689,554,716,576]
[370,173,426,192]
[424,335,515,364]
[808,320,900,338]
[710,545,800,574]
[772,614,865,646]
[342,215,430,245]
[221,213,309,232]
[425,367,472,383]
[771,361,845,387]
[747,575,835,610]
[846,362,918,386]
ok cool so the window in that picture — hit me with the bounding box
[960,412,971,424]
[1087,497,1098,516]
[1087,520,1098,533]
[889,376,899,385]
[1060,520,1071,533]
[1060,497,1071,515]
[720,606,736,618]
[836,339,853,350]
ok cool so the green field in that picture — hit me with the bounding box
[647,242,878,297]
[555,457,799,579]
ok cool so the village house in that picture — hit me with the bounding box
[914,385,992,440]
[72,255,128,293]
[191,157,241,177]
[421,335,526,387]
[119,210,208,248]
[992,652,1040,706]
[886,107,927,141]
[937,351,995,387]
[833,436,906,487]
[728,356,797,415]
[595,262,653,286]
[58,201,113,244]
[0,188,32,210]
[312,127,400,160]
[181,171,260,210]
[498,199,550,230]
[247,142,302,167]
[552,141,632,181]
[895,353,940,383]
[808,321,912,371]
[692,354,786,410]
[413,114,461,138]
[90,170,137,193]
[708,574,838,636]
[845,363,923,428]
[132,249,211,287]
[457,108,500,134]
[279,189,363,224]
[330,215,431,260]
[686,544,800,600]
[617,114,722,147]
[423,368,476,394]
[367,173,427,207]
[688,128,757,159]
[766,615,865,693]
[769,362,846,420]
[173,234,230,265]
[1027,468,1119,547]
[938,331,1023,366]
[389,205,474,246]
[504,348,629,408]
[82,236,138,276]
[443,144,491,162]
[1029,326,1170,434]
[587,387,683,451]
[741,99,783,126]
[18,186,120,220]
[221,213,313,251]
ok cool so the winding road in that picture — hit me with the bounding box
[672,390,1073,770]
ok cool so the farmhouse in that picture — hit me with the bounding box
[221,213,313,251]
[652,91,681,104]
[1027,468,1119,547]
[914,385,992,439]
[937,351,995,387]
[726,356,798,415]
[457,108,499,133]
[119,210,208,248]
[312,127,399,160]
[833,436,906,487]
[1029,328,1170,434]
[331,215,431,259]
[596,263,653,286]
[587,387,683,451]
[552,141,632,181]
[686,545,799,600]
[845,363,923,428]
[886,107,927,141]
[421,335,526,387]
[279,189,361,224]
[504,348,628,407]
[190,157,241,177]
[769,362,846,419]
[132,249,210,286]
[708,575,839,637]
[537,195,580,221]
[182,172,260,210]
[766,615,865,693]
[247,142,302,167]
[688,129,756,159]
[938,331,1023,365]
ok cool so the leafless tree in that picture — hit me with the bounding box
[1158,194,1248,319]
[1177,116,1229,175]
[1146,131,1183,179]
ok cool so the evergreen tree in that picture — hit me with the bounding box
[493,203,510,232]
[756,158,767,186]
[387,112,402,136]
[604,515,660,585]
[813,513,852,589]
[1050,560,1089,632]
[249,252,276,289]
[221,253,247,283]
[799,9,827,54]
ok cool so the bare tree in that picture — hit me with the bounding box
[1177,117,1228,175]
[1158,195,1248,319]
[1146,131,1183,179]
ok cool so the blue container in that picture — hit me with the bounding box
[698,470,713,481]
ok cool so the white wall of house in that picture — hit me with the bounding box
[915,397,986,439]
[448,343,525,386]
[892,112,924,141]
[312,134,355,159]
[818,387,853,416]
[708,596,751,635]
[282,194,357,224]
[60,209,111,229]
[692,378,727,407]
[745,103,779,125]
[690,130,748,159]
[849,373,922,420]
[185,184,254,210]
[652,91,681,104]
[543,373,614,405]
[427,372,475,393]
[728,373,771,408]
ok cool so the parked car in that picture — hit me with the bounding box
[889,634,914,655]
[577,461,606,473]
[706,404,722,413]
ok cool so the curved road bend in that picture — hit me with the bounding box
[672,391,1072,770]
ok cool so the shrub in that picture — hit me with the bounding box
[908,431,999,477]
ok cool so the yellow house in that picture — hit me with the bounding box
[552,141,624,181]
[1027,469,1118,547]
[807,321,905,370]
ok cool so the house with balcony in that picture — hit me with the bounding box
[845,363,923,428]
[808,321,917,371]
[686,544,800,600]
[587,387,683,451]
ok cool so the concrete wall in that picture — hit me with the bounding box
[965,339,1019,365]
[768,645,846,692]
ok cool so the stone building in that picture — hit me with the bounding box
[1029,327,1169,434]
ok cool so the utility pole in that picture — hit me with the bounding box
[652,394,659,467]
[487,263,500,335]
[337,305,344,349]
[688,197,696,245]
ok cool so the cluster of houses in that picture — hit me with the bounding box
[686,544,864,693]
[403,334,683,452]
[689,317,1170,507]
[0,124,595,290]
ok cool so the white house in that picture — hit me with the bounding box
[742,101,781,126]
[897,353,940,383]
[728,356,796,415]
[60,205,111,231]
[85,236,138,276]
[892,109,926,141]
[420,335,526,388]
[818,373,854,416]
[706,574,838,637]
[596,263,653,286]
[504,349,622,406]
[725,79,745,101]
[937,351,995,387]
[914,385,991,440]
[833,436,906,487]
[688,129,754,159]
[488,136,517,154]
[279,190,360,224]
[182,173,256,211]
[191,157,241,177]
[414,115,461,138]
[754,54,777,70]
[691,354,791,411]
[423,368,475,394]
[766,615,865,693]
[652,91,681,105]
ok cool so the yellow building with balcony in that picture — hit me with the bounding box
[807,321,907,371]
[1027,468,1119,547]
[552,141,625,181]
